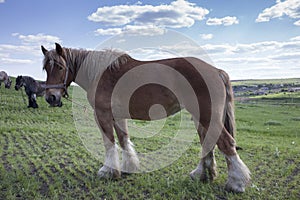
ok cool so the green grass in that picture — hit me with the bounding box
[1,82,300,199]
[231,78,300,86]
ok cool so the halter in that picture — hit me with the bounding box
[44,59,70,98]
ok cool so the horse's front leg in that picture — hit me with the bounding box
[28,95,33,108]
[95,110,121,179]
[114,119,139,174]
[31,94,38,108]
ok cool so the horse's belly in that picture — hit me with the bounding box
[115,84,182,120]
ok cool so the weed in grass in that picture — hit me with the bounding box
[264,120,283,126]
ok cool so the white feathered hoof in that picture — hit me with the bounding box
[121,139,140,174]
[225,179,246,193]
[190,167,208,182]
[98,166,121,179]
[225,154,251,193]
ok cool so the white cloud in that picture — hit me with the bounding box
[95,25,166,36]
[0,33,62,79]
[206,16,239,26]
[0,0,5,3]
[0,44,39,54]
[95,28,122,36]
[129,48,178,61]
[271,52,300,60]
[147,38,300,79]
[135,1,143,5]
[200,34,213,40]
[123,25,166,36]
[88,0,209,34]
[294,19,300,25]
[13,33,61,46]
[290,35,300,41]
[1,58,33,64]
[256,0,300,25]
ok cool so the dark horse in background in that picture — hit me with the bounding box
[0,71,12,89]
[41,43,251,193]
[15,75,46,108]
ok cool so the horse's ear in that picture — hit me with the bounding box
[41,46,48,55]
[55,43,64,57]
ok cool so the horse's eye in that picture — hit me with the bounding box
[59,66,63,71]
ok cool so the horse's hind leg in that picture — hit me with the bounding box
[114,119,139,174]
[217,128,251,193]
[190,123,217,182]
[95,111,121,179]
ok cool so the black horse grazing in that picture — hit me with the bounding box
[15,75,46,108]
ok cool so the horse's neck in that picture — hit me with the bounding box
[73,66,93,92]
[72,51,110,97]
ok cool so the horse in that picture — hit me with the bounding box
[15,75,46,108]
[41,43,251,193]
[0,71,12,89]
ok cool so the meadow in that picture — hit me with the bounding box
[0,79,299,200]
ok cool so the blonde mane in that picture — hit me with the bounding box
[77,49,131,82]
[43,47,132,83]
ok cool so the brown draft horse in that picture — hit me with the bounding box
[41,43,251,193]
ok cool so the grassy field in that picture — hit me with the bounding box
[231,78,300,86]
[0,80,299,200]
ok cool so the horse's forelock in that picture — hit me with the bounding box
[43,49,67,71]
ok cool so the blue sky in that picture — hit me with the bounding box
[0,0,300,80]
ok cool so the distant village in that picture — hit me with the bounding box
[232,81,300,97]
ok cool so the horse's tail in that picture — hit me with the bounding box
[219,70,236,138]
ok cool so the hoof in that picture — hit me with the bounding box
[190,169,208,182]
[121,157,140,174]
[225,182,245,193]
[98,166,121,179]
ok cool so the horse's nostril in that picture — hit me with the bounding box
[50,95,56,102]
[47,95,56,103]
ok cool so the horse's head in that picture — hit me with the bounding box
[5,77,12,89]
[41,43,72,107]
[15,76,23,90]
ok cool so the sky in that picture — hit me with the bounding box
[0,0,300,80]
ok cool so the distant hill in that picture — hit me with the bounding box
[232,78,300,97]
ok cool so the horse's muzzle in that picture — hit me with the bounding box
[45,93,63,107]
